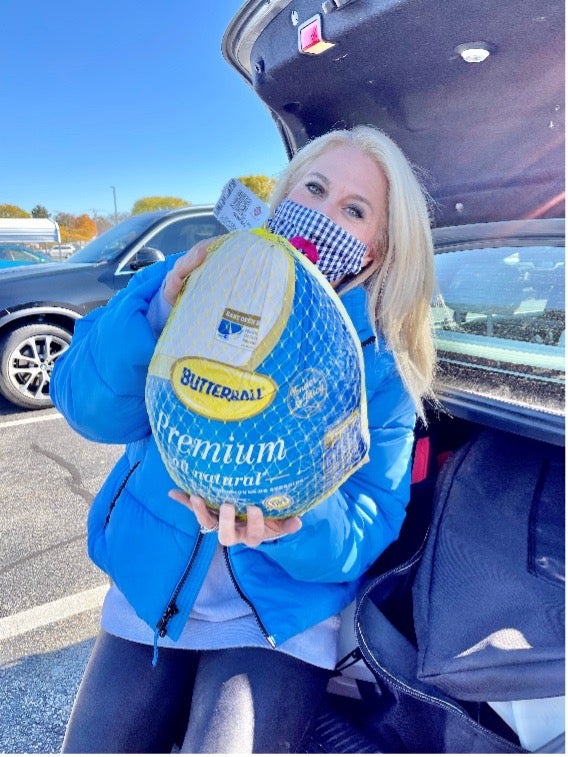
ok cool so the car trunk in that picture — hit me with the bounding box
[223,0,564,228]
[223,0,565,446]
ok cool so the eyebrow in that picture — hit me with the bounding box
[305,172,374,210]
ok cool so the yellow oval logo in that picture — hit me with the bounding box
[171,357,277,421]
[263,494,294,513]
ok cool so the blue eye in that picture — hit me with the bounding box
[306,182,324,195]
[347,205,364,219]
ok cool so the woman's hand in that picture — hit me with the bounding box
[169,490,302,547]
[162,238,213,306]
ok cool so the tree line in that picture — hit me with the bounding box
[0,175,276,244]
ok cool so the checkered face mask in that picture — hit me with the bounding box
[267,199,368,282]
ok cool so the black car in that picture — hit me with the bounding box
[0,206,226,410]
[223,0,564,752]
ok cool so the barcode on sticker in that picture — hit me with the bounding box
[231,190,251,217]
[215,179,237,214]
[214,178,270,231]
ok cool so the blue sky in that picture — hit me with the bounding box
[0,1,288,217]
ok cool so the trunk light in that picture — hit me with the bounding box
[298,15,335,55]
[455,42,492,63]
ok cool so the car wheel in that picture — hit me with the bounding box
[0,324,72,410]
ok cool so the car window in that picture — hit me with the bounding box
[11,248,35,262]
[68,212,167,264]
[0,246,41,262]
[147,217,227,256]
[432,243,565,416]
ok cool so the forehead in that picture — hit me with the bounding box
[299,144,387,196]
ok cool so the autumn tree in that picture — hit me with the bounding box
[0,204,30,218]
[131,196,189,215]
[72,214,98,241]
[55,212,97,243]
[238,175,276,202]
[54,212,74,229]
[31,205,50,218]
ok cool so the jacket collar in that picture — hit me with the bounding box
[339,286,375,345]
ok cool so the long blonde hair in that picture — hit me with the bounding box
[270,125,437,419]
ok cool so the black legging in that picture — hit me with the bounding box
[62,630,331,754]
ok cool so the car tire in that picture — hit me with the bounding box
[0,324,72,410]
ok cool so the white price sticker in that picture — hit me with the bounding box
[214,178,270,231]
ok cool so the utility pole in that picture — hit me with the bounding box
[110,186,118,223]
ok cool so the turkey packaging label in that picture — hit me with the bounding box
[145,228,369,518]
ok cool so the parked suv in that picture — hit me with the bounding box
[223,0,564,752]
[48,243,76,259]
[0,206,226,410]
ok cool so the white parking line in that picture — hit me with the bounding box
[0,411,62,429]
[0,584,108,641]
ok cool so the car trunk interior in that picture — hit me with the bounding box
[224,0,565,443]
[224,0,564,228]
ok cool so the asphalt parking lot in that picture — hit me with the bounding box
[0,397,122,753]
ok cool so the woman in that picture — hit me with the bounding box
[51,125,436,753]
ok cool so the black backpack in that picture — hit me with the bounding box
[354,428,565,753]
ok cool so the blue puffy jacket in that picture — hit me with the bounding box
[50,254,415,647]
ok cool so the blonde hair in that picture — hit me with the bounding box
[270,125,437,419]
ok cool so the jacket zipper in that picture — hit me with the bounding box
[223,546,276,647]
[103,461,140,529]
[156,532,204,639]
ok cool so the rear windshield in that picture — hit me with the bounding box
[432,242,565,416]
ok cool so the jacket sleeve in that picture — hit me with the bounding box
[257,348,416,584]
[50,257,178,444]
